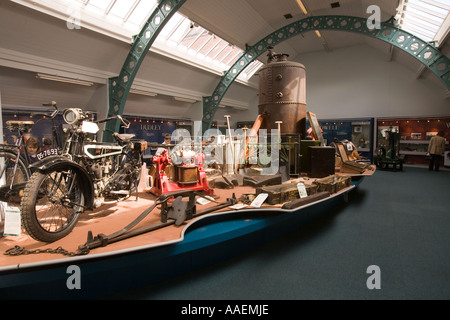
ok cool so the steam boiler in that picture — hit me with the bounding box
[256,47,307,176]
[258,48,307,137]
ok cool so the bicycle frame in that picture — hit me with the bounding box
[0,103,60,202]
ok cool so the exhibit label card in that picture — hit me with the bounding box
[297,183,308,198]
[250,193,268,208]
[229,203,248,210]
[196,196,214,205]
[4,205,21,237]
[0,201,5,222]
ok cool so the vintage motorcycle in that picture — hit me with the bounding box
[20,108,147,243]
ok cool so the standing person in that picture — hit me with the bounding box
[26,136,41,163]
[427,130,446,171]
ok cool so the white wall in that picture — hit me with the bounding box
[295,44,449,119]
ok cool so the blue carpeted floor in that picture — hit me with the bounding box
[110,166,450,300]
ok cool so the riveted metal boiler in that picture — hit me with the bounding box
[257,48,306,176]
[258,48,306,138]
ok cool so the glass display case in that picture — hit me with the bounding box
[377,117,450,166]
[351,121,372,154]
[317,118,374,161]
[377,125,399,156]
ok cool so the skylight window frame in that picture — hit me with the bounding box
[202,38,223,57]
[404,8,443,27]
[180,25,204,48]
[159,13,185,40]
[397,0,450,46]
[402,15,440,33]
[106,0,143,23]
[127,1,158,29]
[174,24,195,46]
[210,42,230,61]
[402,22,435,40]
[196,34,215,53]
[406,2,447,19]
[221,50,242,66]
[14,0,262,85]
[189,32,213,52]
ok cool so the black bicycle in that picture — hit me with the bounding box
[0,103,59,203]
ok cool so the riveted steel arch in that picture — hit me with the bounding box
[105,0,187,142]
[202,15,450,131]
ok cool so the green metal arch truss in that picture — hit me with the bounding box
[202,15,450,131]
[104,0,186,142]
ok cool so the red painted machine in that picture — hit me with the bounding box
[149,149,213,197]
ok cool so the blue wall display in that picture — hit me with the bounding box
[307,118,374,161]
[124,118,177,144]
[121,116,191,162]
[1,110,66,148]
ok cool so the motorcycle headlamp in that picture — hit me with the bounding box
[63,108,84,125]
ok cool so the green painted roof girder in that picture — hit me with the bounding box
[202,15,450,131]
[104,0,187,142]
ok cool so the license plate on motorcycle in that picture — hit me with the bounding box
[36,148,58,161]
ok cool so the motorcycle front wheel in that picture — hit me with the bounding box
[21,168,85,243]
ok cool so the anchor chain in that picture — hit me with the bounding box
[3,244,90,257]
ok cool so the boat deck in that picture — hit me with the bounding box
[0,167,375,270]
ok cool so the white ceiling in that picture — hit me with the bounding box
[178,0,449,85]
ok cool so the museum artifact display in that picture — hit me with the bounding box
[19,106,147,243]
[375,127,404,171]
[0,47,375,299]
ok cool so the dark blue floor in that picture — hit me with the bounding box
[108,167,450,300]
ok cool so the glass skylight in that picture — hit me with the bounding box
[396,0,450,45]
[67,0,262,82]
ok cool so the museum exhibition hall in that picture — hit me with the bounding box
[0,0,449,301]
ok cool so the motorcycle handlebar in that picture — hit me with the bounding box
[96,115,130,129]
[32,101,59,119]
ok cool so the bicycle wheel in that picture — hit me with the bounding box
[0,150,30,203]
[21,168,85,242]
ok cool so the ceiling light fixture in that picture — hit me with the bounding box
[315,30,322,38]
[174,97,197,103]
[36,73,94,86]
[296,0,308,15]
[130,89,158,97]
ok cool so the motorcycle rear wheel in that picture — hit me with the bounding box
[21,169,85,243]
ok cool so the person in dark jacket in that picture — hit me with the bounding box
[427,130,446,171]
